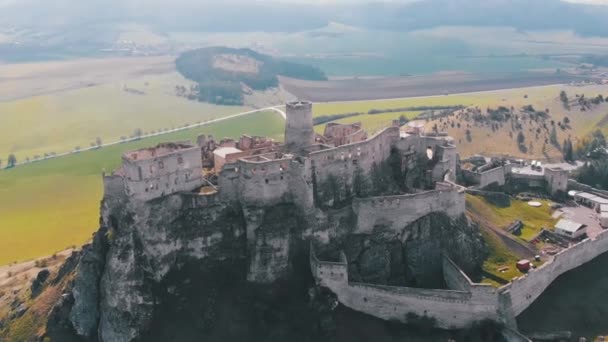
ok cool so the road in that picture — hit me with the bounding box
[7,105,287,168]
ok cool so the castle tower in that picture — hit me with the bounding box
[284,101,314,154]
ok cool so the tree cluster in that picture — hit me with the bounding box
[176,47,327,105]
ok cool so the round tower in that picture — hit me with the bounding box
[284,101,314,154]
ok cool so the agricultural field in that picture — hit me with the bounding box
[280,72,588,102]
[0,58,252,162]
[0,111,285,266]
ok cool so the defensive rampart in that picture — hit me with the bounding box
[462,166,506,188]
[308,126,398,186]
[310,244,500,329]
[352,182,465,233]
[311,226,608,331]
[501,229,608,315]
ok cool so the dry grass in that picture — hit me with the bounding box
[423,84,608,159]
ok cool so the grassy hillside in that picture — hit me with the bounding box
[424,85,608,159]
[0,111,284,266]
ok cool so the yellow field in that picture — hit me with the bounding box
[312,84,608,159]
[0,111,285,266]
[0,72,251,161]
[314,111,421,134]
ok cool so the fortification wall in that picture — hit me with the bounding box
[463,166,506,188]
[352,184,465,233]
[217,164,240,203]
[123,147,204,201]
[504,229,608,315]
[310,245,499,329]
[568,179,608,198]
[237,158,293,206]
[308,126,398,186]
[103,175,126,200]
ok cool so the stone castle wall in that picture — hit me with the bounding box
[310,245,500,329]
[568,179,608,198]
[121,146,204,201]
[502,229,608,315]
[308,126,398,186]
[217,157,314,210]
[312,223,608,330]
[462,166,506,188]
[352,182,465,233]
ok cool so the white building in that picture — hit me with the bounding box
[572,191,608,210]
[554,219,587,239]
[600,204,608,228]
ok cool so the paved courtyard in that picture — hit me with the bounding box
[555,204,605,239]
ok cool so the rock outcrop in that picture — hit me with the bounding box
[57,181,486,342]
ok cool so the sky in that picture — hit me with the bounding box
[0,0,607,6]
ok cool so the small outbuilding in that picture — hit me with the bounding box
[516,260,531,273]
[554,219,587,239]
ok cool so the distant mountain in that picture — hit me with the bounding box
[337,0,608,37]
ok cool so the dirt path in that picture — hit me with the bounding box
[467,210,536,259]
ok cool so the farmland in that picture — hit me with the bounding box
[0,110,285,266]
[0,58,252,161]
[280,71,591,102]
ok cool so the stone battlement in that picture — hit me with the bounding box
[309,243,501,329]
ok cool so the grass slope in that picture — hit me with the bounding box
[467,194,553,284]
[0,111,284,266]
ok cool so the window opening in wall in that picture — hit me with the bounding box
[265,179,269,184]
[280,176,284,180]
[138,167,143,180]
[159,161,164,169]
[363,297,367,302]
[149,165,155,174]
[177,156,184,164]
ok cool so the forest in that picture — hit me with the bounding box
[575,130,608,190]
[176,47,327,105]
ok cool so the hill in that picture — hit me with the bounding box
[175,47,327,105]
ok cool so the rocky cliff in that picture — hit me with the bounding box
[41,188,487,341]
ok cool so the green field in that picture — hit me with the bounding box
[0,111,284,266]
[314,111,421,135]
[467,195,557,242]
[466,194,553,285]
[0,72,250,161]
